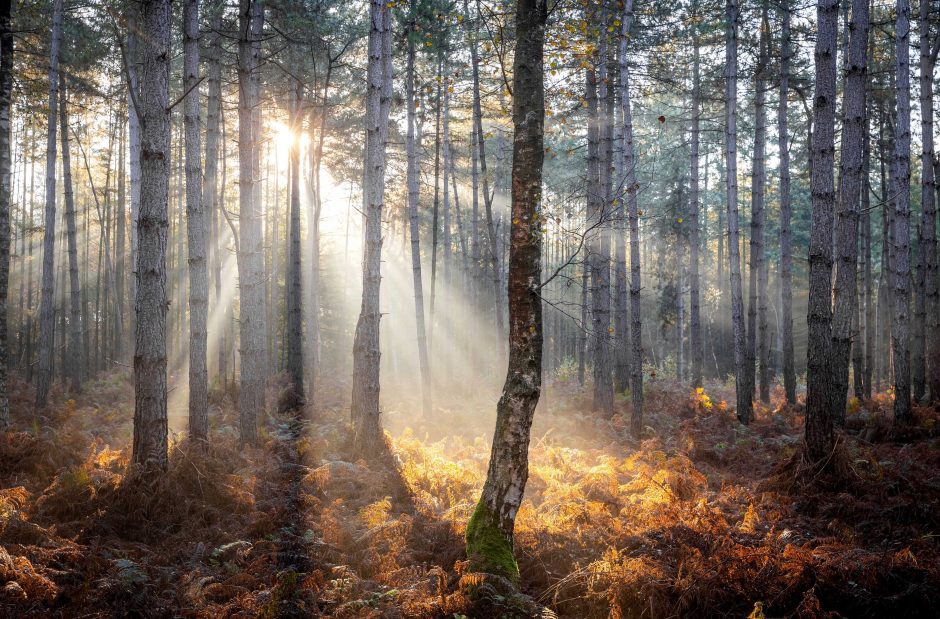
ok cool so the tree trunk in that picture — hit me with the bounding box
[59,80,83,392]
[351,0,392,452]
[285,80,304,404]
[892,0,912,422]
[184,0,208,441]
[831,0,868,423]
[237,0,267,444]
[465,0,546,582]
[203,0,222,387]
[132,0,171,470]
[724,0,751,425]
[35,0,63,409]
[405,13,432,418]
[688,3,703,388]
[0,0,11,424]
[805,0,839,461]
[127,5,141,355]
[620,0,643,436]
[747,6,769,404]
[918,1,939,402]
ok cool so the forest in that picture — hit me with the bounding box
[0,0,938,616]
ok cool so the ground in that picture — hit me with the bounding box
[0,371,938,618]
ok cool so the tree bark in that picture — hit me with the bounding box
[724,0,751,425]
[405,11,432,418]
[59,80,83,392]
[285,80,304,404]
[35,0,63,409]
[351,0,392,452]
[184,0,208,441]
[132,0,171,470]
[237,0,267,444]
[688,1,703,388]
[465,0,546,582]
[620,0,643,436]
[805,0,839,461]
[0,0,12,424]
[747,6,769,404]
[892,0,912,422]
[918,0,939,402]
[831,0,868,423]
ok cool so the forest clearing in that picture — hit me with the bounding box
[1,0,940,615]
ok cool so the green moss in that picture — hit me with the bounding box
[465,501,519,582]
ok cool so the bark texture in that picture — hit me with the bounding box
[132,0,171,470]
[805,0,839,461]
[0,0,11,424]
[466,0,547,582]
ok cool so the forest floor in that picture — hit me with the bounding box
[1,371,939,618]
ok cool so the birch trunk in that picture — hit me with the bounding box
[132,0,171,470]
[465,0,546,581]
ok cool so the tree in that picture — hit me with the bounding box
[237,0,267,444]
[465,0,547,581]
[132,0,171,470]
[0,0,11,425]
[184,0,209,441]
[805,0,839,461]
[285,79,303,406]
[620,0,643,437]
[405,2,432,419]
[724,0,751,425]
[688,0,703,389]
[831,0,868,423]
[35,0,63,409]
[918,0,939,402]
[351,0,392,452]
[747,5,769,405]
[59,80,82,391]
[892,0,912,423]
[777,0,796,405]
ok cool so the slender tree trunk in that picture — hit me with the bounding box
[285,80,304,404]
[184,0,208,441]
[747,6,769,404]
[132,0,171,470]
[0,0,11,424]
[918,1,939,402]
[127,5,141,353]
[892,0,912,422]
[203,0,222,387]
[724,0,751,425]
[688,5,703,388]
[831,0,868,423]
[465,0,547,582]
[59,80,83,391]
[405,15,432,418]
[237,0,267,444]
[351,0,392,452]
[862,104,873,398]
[35,0,63,409]
[619,0,643,436]
[805,0,839,461]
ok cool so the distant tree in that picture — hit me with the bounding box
[59,79,82,392]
